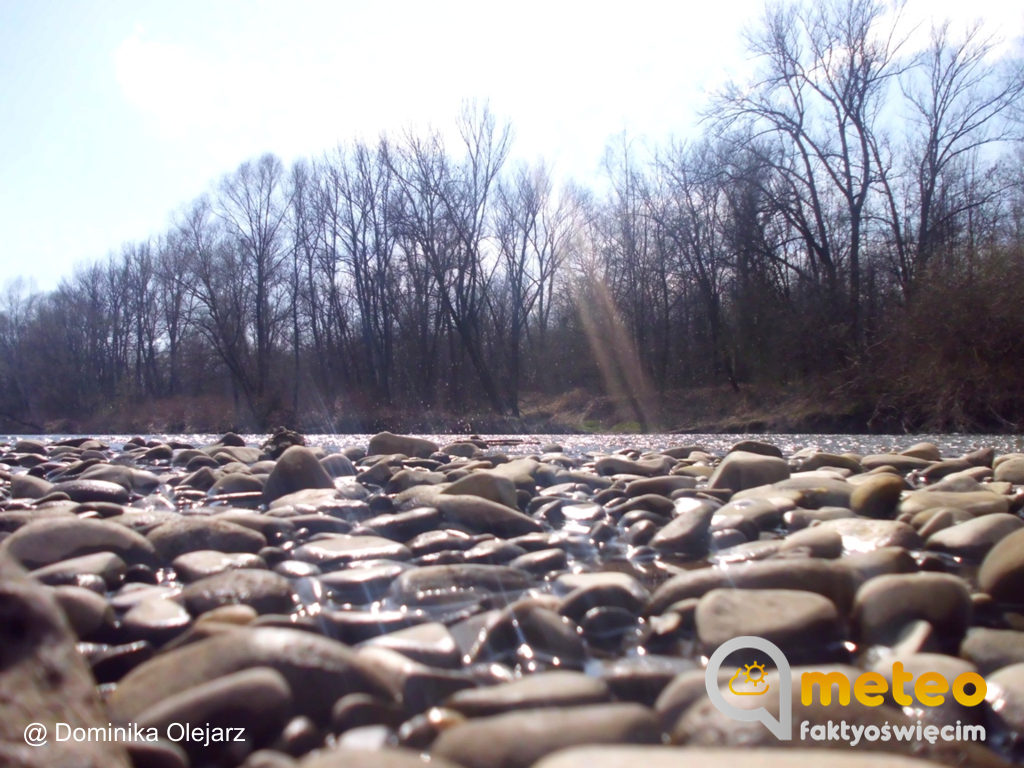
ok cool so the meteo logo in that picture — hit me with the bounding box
[705,636,988,745]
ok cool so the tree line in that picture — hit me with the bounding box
[2,0,1023,433]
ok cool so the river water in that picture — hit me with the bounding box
[5,432,1023,456]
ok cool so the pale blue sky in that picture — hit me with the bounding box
[1,0,1021,291]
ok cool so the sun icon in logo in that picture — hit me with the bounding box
[744,661,767,686]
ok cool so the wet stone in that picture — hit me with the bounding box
[293,534,413,567]
[182,568,295,616]
[696,588,843,664]
[430,703,662,768]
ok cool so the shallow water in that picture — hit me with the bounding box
[6,431,1024,456]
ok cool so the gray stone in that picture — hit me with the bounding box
[442,471,518,508]
[388,564,531,608]
[960,628,1024,674]
[852,572,971,646]
[696,588,842,663]
[985,663,1024,745]
[368,432,439,459]
[172,549,267,582]
[262,446,336,504]
[108,627,391,722]
[978,528,1024,602]
[993,457,1024,484]
[361,621,461,669]
[0,552,131,768]
[293,534,412,566]
[469,601,585,667]
[299,747,463,768]
[899,490,1009,517]
[122,597,193,643]
[648,498,717,557]
[648,558,858,614]
[445,671,610,717]
[813,518,922,553]
[925,513,1024,562]
[148,517,267,560]
[708,451,789,491]
[430,704,661,768]
[30,551,127,588]
[182,568,294,616]
[849,473,906,519]
[134,667,292,762]
[532,747,954,768]
[51,584,115,638]
[51,478,131,503]
[1,517,157,568]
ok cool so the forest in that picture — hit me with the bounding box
[1,0,1022,434]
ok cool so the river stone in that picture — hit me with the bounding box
[50,478,132,504]
[172,550,267,582]
[368,432,439,459]
[388,564,532,607]
[299,746,464,768]
[624,475,696,496]
[469,602,585,667]
[648,498,717,557]
[208,471,265,496]
[80,463,162,493]
[861,453,933,472]
[778,526,843,558]
[558,573,649,621]
[51,584,115,638]
[30,551,128,588]
[293,534,412,566]
[812,518,921,553]
[960,628,1024,674]
[696,588,842,663]
[148,517,267,560]
[262,446,335,504]
[432,493,542,537]
[361,621,461,668]
[441,472,517,509]
[978,528,1024,602]
[648,558,857,614]
[799,453,863,472]
[532,747,954,768]
[925,513,1024,561]
[430,703,661,768]
[849,474,906,519]
[993,457,1024,484]
[852,572,972,647]
[0,552,131,768]
[122,596,193,643]
[182,568,294,616]
[133,666,292,761]
[10,473,53,499]
[899,490,1009,517]
[445,671,610,717]
[595,455,673,477]
[358,507,441,542]
[318,563,408,604]
[1,516,157,567]
[354,646,475,713]
[109,627,390,722]
[320,453,357,478]
[868,653,984,728]
[985,663,1024,745]
[708,451,789,492]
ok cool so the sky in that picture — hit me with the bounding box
[0,0,1021,292]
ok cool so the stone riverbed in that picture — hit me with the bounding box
[1,430,1024,768]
